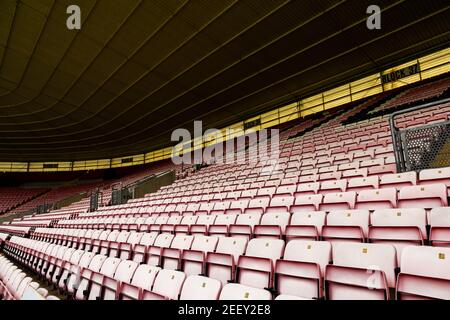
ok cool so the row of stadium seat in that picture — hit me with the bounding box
[3,236,449,300]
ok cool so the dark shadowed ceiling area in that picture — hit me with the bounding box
[0,0,449,161]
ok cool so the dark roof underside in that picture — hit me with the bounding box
[0,0,449,161]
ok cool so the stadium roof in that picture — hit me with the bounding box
[0,0,449,162]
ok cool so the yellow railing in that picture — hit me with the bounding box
[1,47,449,173]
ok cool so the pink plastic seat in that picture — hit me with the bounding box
[355,188,397,210]
[322,210,370,243]
[397,184,448,209]
[179,275,222,300]
[396,246,450,300]
[319,192,356,211]
[219,283,272,300]
[275,240,331,299]
[291,194,323,212]
[236,238,285,289]
[285,211,326,241]
[325,242,397,300]
[369,209,427,265]
[380,172,417,189]
[429,207,450,247]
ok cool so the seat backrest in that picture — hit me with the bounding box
[114,260,139,283]
[326,210,370,237]
[290,211,326,233]
[398,184,448,208]
[130,265,161,291]
[153,234,174,247]
[190,235,219,252]
[332,242,397,287]
[235,213,261,227]
[139,232,158,246]
[88,255,107,272]
[219,283,271,300]
[170,235,194,250]
[245,238,285,263]
[215,237,248,262]
[283,240,331,275]
[400,246,450,280]
[179,275,222,300]
[371,208,427,238]
[151,269,186,300]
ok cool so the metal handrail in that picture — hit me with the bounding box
[389,97,450,172]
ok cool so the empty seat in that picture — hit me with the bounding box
[179,275,222,300]
[398,184,448,209]
[356,188,397,210]
[429,207,450,247]
[325,242,397,300]
[319,180,347,194]
[319,192,356,211]
[380,172,417,189]
[275,240,331,299]
[396,246,450,300]
[322,210,370,243]
[370,209,427,265]
[141,269,186,300]
[118,265,161,300]
[347,176,379,192]
[219,283,272,300]
[253,212,291,239]
[236,238,285,289]
[182,235,218,276]
[229,214,261,239]
[291,194,323,212]
[206,237,248,285]
[286,211,326,241]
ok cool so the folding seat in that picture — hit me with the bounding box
[325,242,396,300]
[213,200,232,211]
[429,207,450,247]
[131,232,158,264]
[219,283,272,300]
[226,191,242,200]
[161,235,194,270]
[141,269,186,300]
[338,162,359,172]
[342,168,368,179]
[146,233,175,266]
[397,184,448,209]
[369,209,427,265]
[58,249,85,291]
[352,150,374,162]
[419,167,450,192]
[175,215,198,234]
[236,238,285,289]
[91,231,111,254]
[298,174,318,183]
[396,246,450,300]
[229,213,262,239]
[73,254,107,299]
[39,244,61,276]
[275,240,331,299]
[83,257,122,300]
[319,179,347,194]
[160,216,183,234]
[190,215,217,235]
[253,212,291,239]
[318,165,338,174]
[380,172,417,189]
[355,188,397,210]
[51,247,75,285]
[181,235,219,276]
[285,211,326,241]
[206,237,248,285]
[99,230,120,256]
[149,216,171,233]
[347,176,379,192]
[257,186,276,197]
[241,189,258,198]
[229,198,250,213]
[276,184,296,196]
[322,210,369,243]
[118,264,161,300]
[179,275,222,300]
[319,192,356,211]
[267,194,294,212]
[362,158,386,170]
[245,196,270,215]
[369,164,397,176]
[208,214,237,237]
[295,182,320,195]
[318,171,342,182]
[102,260,139,300]
[291,194,323,212]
